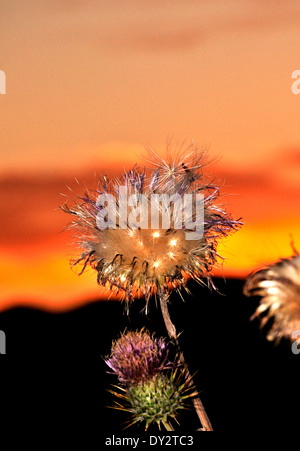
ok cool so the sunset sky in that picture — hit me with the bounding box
[1,1,300,311]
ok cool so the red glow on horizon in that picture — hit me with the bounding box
[0,157,299,312]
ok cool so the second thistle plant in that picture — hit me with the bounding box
[244,249,300,343]
[106,330,196,431]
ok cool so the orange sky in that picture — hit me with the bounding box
[0,1,300,311]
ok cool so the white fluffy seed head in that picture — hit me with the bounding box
[62,145,241,303]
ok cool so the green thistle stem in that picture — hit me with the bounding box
[157,286,213,432]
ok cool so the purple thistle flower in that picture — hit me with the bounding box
[105,329,172,385]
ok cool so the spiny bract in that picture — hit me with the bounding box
[111,369,197,431]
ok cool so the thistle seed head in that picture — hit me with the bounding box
[244,252,300,342]
[62,144,242,302]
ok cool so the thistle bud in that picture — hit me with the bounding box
[126,372,189,430]
[111,369,196,431]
